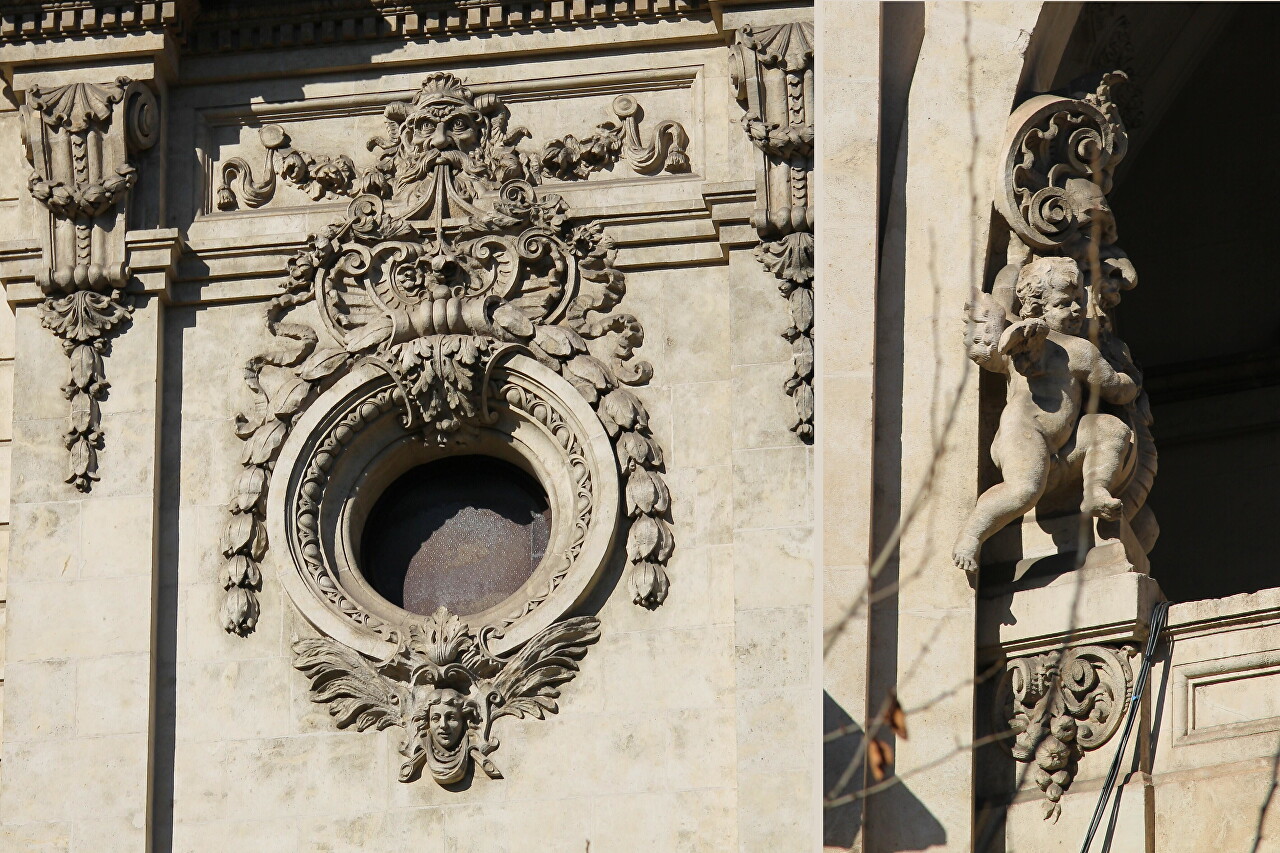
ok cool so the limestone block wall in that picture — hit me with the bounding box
[0,91,19,754]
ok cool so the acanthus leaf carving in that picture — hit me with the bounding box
[995,644,1135,821]
[730,21,815,443]
[220,73,674,642]
[539,94,690,181]
[956,72,1157,575]
[23,76,157,492]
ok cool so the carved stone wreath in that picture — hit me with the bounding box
[217,74,675,785]
[993,644,1134,821]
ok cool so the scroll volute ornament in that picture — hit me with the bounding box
[997,72,1129,254]
[22,77,159,491]
[995,645,1134,821]
[955,72,1157,574]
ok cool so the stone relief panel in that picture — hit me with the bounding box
[20,77,158,491]
[295,606,599,786]
[210,83,693,214]
[729,21,814,442]
[956,72,1157,575]
[215,74,675,782]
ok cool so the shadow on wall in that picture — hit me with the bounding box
[823,691,864,848]
[824,691,948,851]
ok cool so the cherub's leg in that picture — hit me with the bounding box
[1074,413,1131,521]
[953,426,1050,573]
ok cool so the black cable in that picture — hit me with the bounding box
[1079,599,1170,853]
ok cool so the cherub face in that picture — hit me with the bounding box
[403,106,481,157]
[1064,177,1117,245]
[1042,276,1084,336]
[427,692,466,751]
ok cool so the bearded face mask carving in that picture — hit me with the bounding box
[402,106,482,163]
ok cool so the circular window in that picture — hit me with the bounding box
[270,354,620,657]
[359,456,552,616]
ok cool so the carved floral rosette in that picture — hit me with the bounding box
[729,21,815,442]
[993,644,1134,821]
[22,77,159,490]
[216,74,676,784]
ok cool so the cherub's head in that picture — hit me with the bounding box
[424,687,469,752]
[1016,257,1084,335]
[1063,176,1117,245]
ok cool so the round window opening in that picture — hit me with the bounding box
[359,456,552,617]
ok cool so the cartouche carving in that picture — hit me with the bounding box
[22,77,158,491]
[729,21,815,442]
[220,74,673,636]
[995,644,1134,821]
[956,72,1157,573]
[295,606,599,785]
[215,90,689,211]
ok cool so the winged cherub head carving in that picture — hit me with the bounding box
[294,607,600,786]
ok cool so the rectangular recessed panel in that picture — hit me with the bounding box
[1193,666,1280,732]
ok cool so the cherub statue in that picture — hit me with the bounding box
[953,256,1139,573]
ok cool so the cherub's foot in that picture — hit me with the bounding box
[953,536,981,574]
[1083,489,1123,521]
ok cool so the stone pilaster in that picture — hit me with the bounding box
[0,43,175,851]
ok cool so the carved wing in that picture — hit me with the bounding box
[490,616,601,721]
[964,289,1010,370]
[293,637,408,731]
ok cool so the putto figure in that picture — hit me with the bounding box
[953,257,1138,573]
[956,71,1158,574]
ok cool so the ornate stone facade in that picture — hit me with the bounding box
[0,2,817,850]
[730,20,814,442]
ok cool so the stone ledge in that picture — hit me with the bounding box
[978,570,1165,660]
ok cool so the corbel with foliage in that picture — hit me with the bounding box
[729,21,814,442]
[21,77,159,491]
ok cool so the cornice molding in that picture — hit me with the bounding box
[0,0,709,55]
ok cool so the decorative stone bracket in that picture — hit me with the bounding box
[21,77,159,491]
[994,643,1135,821]
[729,21,814,442]
[215,93,691,212]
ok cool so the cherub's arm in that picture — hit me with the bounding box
[964,290,1012,373]
[1080,344,1139,405]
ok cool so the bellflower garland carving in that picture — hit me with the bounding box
[995,644,1134,821]
[22,77,158,491]
[955,72,1158,574]
[729,21,814,442]
[219,73,673,702]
